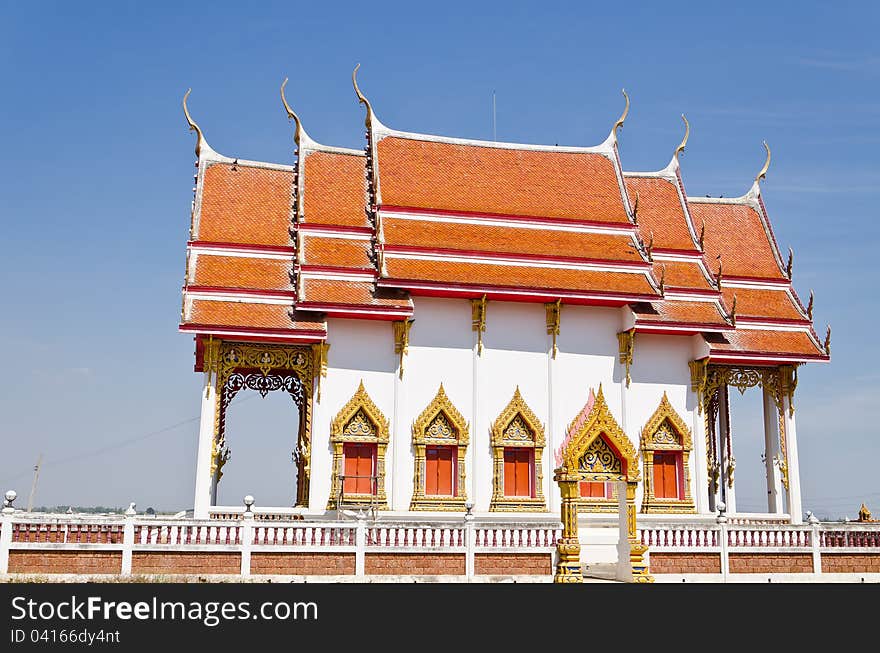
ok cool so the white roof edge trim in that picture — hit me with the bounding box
[372,123,615,156]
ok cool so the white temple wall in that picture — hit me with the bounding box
[399,297,474,511]
[307,299,711,518]
[309,318,397,512]
[478,301,550,512]
[625,333,702,511]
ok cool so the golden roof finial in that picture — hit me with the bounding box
[613,89,630,136]
[674,114,689,160]
[731,293,737,325]
[280,77,304,147]
[807,290,814,320]
[755,141,771,183]
[698,219,706,250]
[352,63,375,128]
[824,325,832,356]
[182,88,204,157]
[786,247,794,279]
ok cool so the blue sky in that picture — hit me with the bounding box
[0,1,876,516]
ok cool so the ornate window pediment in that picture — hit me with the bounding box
[640,393,695,514]
[410,385,469,511]
[490,388,547,512]
[556,385,638,512]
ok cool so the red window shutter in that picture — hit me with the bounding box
[426,446,455,497]
[503,448,532,498]
[654,452,680,499]
[343,443,376,495]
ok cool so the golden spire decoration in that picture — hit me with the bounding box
[631,189,640,225]
[613,89,630,136]
[352,63,376,128]
[807,290,814,320]
[824,325,832,356]
[755,141,771,183]
[786,248,794,279]
[182,88,204,157]
[280,77,304,146]
[673,114,689,160]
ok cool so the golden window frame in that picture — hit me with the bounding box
[327,381,390,510]
[639,392,695,514]
[410,384,469,511]
[489,388,547,512]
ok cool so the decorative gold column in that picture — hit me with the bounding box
[471,294,487,355]
[553,467,583,583]
[392,319,414,379]
[626,480,653,582]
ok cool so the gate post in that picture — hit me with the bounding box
[626,481,653,583]
[553,467,582,583]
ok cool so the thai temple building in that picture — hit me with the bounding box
[176,69,832,581]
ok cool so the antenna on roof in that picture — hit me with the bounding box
[492,91,497,142]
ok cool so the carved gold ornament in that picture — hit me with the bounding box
[327,381,390,510]
[471,294,488,355]
[545,300,562,359]
[639,393,695,514]
[617,329,635,387]
[410,385,469,511]
[489,388,546,512]
[392,319,414,379]
[205,339,316,508]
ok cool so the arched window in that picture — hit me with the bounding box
[410,385,469,511]
[327,381,389,510]
[490,388,546,511]
[576,435,623,510]
[640,393,695,513]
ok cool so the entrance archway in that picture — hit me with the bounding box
[553,385,652,583]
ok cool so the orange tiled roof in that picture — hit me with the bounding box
[193,255,292,292]
[383,257,657,297]
[197,163,293,247]
[186,300,324,334]
[705,328,825,358]
[301,235,373,270]
[382,217,642,263]
[633,300,729,327]
[689,202,786,280]
[302,151,369,228]
[376,137,629,223]
[655,259,715,291]
[722,287,804,322]
[625,176,696,251]
[300,278,411,309]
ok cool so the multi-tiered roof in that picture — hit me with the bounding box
[179,72,830,369]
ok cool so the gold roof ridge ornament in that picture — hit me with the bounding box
[755,140,771,184]
[673,114,689,161]
[352,63,377,128]
[182,88,205,157]
[612,89,630,138]
[280,77,307,147]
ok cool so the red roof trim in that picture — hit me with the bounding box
[634,319,734,331]
[297,305,414,321]
[664,287,721,298]
[709,353,830,365]
[188,241,296,255]
[380,205,636,232]
[297,224,374,236]
[379,278,658,305]
[651,247,702,257]
[299,265,377,277]
[734,317,813,327]
[180,325,326,340]
[382,246,651,270]
[186,286,296,299]
[723,275,791,286]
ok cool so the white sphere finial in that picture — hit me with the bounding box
[243,495,255,512]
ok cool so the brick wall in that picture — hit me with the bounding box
[365,553,465,575]
[250,553,355,575]
[649,552,721,574]
[474,553,552,575]
[131,552,240,575]
[728,553,812,574]
[821,553,880,573]
[8,551,122,574]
